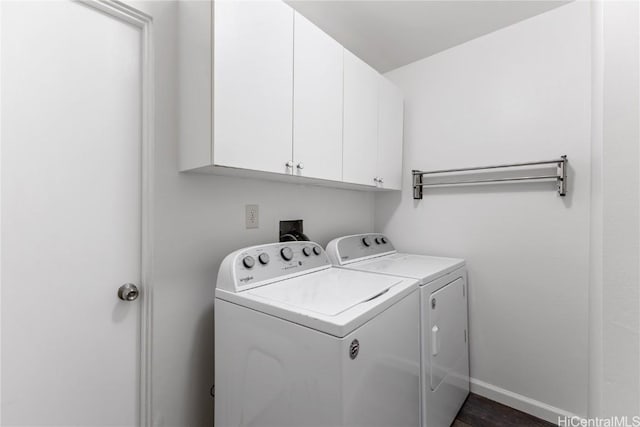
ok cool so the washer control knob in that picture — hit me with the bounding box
[381,237,387,244]
[302,247,312,257]
[362,237,372,247]
[313,246,321,256]
[242,256,255,269]
[258,253,270,265]
[280,247,294,261]
[375,237,382,244]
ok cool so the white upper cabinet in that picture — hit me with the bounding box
[376,77,404,190]
[213,1,294,174]
[343,50,379,187]
[293,12,343,181]
[178,0,404,191]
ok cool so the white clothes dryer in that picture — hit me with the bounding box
[326,234,469,427]
[215,241,421,427]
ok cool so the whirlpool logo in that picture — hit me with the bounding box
[349,339,359,360]
[239,276,254,283]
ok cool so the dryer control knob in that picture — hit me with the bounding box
[362,237,372,247]
[381,237,387,244]
[313,246,321,256]
[242,256,255,269]
[280,247,294,261]
[302,247,312,257]
[375,237,382,244]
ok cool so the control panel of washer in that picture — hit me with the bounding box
[325,234,396,266]
[217,241,330,292]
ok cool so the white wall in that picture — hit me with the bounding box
[589,0,640,418]
[128,2,375,425]
[376,2,591,420]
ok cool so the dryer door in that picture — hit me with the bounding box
[428,277,467,391]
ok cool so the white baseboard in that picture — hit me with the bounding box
[470,377,582,424]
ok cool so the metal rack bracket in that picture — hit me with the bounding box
[412,155,567,200]
[412,170,423,200]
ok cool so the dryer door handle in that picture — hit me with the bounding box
[431,325,439,356]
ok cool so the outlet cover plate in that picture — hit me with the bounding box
[245,204,259,229]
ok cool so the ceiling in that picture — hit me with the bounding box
[286,1,569,73]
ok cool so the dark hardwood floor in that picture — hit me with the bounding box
[453,394,556,427]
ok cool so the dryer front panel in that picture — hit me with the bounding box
[421,269,469,427]
[428,277,467,391]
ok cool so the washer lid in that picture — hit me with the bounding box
[349,253,465,283]
[215,267,418,337]
[246,268,400,316]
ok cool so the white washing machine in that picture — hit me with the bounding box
[326,234,469,427]
[215,241,421,427]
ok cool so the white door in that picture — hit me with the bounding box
[343,50,379,187]
[1,1,147,425]
[376,78,404,190]
[293,12,343,181]
[214,1,294,175]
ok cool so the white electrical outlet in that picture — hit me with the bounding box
[245,204,259,229]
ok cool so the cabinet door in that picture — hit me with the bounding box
[213,1,294,174]
[343,49,378,186]
[293,13,343,181]
[377,78,404,190]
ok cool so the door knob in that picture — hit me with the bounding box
[118,283,139,301]
[285,161,293,168]
[296,162,304,170]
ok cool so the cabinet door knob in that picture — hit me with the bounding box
[373,177,379,183]
[297,162,304,170]
[285,161,293,168]
[379,177,384,183]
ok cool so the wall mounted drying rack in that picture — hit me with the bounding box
[412,155,567,200]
